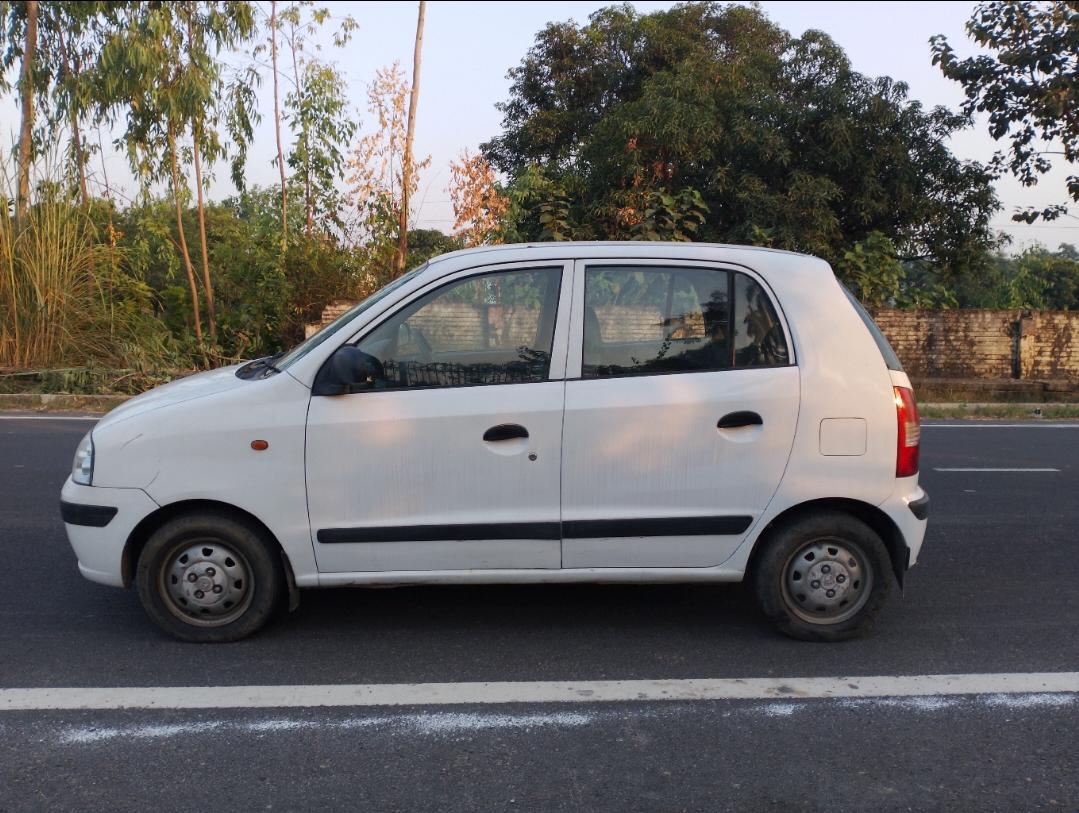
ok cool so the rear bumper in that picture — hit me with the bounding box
[60,477,159,587]
[880,480,929,568]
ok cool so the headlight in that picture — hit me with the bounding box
[72,431,94,485]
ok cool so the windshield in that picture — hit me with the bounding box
[276,264,429,370]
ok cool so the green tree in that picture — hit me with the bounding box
[932,2,1079,222]
[485,2,1001,280]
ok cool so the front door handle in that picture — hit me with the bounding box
[483,423,529,442]
[717,411,763,429]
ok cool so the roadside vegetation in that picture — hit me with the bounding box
[0,1,1076,396]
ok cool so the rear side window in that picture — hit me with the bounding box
[841,284,903,371]
[582,266,789,378]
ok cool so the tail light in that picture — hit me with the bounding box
[894,386,920,477]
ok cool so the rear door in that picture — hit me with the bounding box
[561,260,800,568]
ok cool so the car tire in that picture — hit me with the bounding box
[752,511,893,642]
[136,511,284,643]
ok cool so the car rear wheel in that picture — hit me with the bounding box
[752,511,893,642]
[136,512,284,643]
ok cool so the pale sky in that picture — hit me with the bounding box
[12,0,1079,252]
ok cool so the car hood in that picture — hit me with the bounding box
[96,364,246,430]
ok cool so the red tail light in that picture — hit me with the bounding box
[894,386,920,477]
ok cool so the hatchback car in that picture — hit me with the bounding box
[61,242,927,642]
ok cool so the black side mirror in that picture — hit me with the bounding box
[315,345,383,395]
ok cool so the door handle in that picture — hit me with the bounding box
[717,411,763,429]
[483,423,530,442]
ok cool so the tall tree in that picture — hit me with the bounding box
[396,0,425,274]
[14,0,37,224]
[484,2,1001,279]
[270,0,288,243]
[932,1,1079,222]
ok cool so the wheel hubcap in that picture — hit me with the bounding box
[161,540,252,627]
[781,538,873,625]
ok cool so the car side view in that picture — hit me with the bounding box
[60,242,927,642]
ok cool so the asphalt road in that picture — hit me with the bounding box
[1,416,1078,811]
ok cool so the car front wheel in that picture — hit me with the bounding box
[752,511,893,642]
[136,511,284,643]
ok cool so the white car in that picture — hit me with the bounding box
[61,242,927,643]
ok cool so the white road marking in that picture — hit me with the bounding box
[934,467,1060,472]
[922,424,1079,428]
[0,415,98,421]
[2,672,1077,712]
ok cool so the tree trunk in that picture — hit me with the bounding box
[191,125,217,341]
[168,125,204,345]
[15,0,39,225]
[271,0,288,245]
[57,27,89,209]
[397,0,426,275]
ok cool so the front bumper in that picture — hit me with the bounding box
[60,477,159,587]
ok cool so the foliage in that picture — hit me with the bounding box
[447,150,509,246]
[953,244,1079,310]
[932,1,1079,222]
[346,63,431,281]
[484,2,1002,278]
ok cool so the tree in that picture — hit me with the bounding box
[347,63,430,284]
[484,2,1001,279]
[397,1,425,274]
[14,0,37,224]
[270,0,288,243]
[94,1,257,344]
[447,149,509,246]
[932,2,1079,222]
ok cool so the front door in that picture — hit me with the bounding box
[306,262,571,573]
[560,260,800,568]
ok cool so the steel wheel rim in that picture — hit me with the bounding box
[158,537,254,628]
[780,536,874,625]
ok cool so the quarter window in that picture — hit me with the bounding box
[356,268,561,389]
[582,266,788,378]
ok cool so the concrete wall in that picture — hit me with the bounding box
[871,309,1079,384]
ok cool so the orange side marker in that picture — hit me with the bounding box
[250,440,269,451]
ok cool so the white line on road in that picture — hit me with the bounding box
[0,415,98,421]
[2,672,1077,712]
[922,424,1079,428]
[934,467,1061,472]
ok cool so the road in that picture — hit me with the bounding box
[1,416,1077,811]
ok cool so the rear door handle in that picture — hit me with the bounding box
[717,411,763,429]
[483,423,529,442]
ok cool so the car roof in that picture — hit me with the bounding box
[421,241,835,289]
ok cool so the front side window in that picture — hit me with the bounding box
[356,267,562,389]
[582,265,788,378]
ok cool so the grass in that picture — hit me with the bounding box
[920,403,1079,420]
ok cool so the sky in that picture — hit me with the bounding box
[12,0,1079,252]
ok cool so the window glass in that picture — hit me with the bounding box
[733,274,789,367]
[582,266,730,377]
[356,268,561,389]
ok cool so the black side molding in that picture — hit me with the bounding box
[60,501,118,528]
[317,516,754,544]
[563,516,752,538]
[908,493,929,521]
[318,522,561,544]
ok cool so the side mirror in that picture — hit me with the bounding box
[316,345,383,395]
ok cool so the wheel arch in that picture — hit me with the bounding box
[747,498,908,589]
[122,499,300,607]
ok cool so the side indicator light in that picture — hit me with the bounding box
[250,440,269,451]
